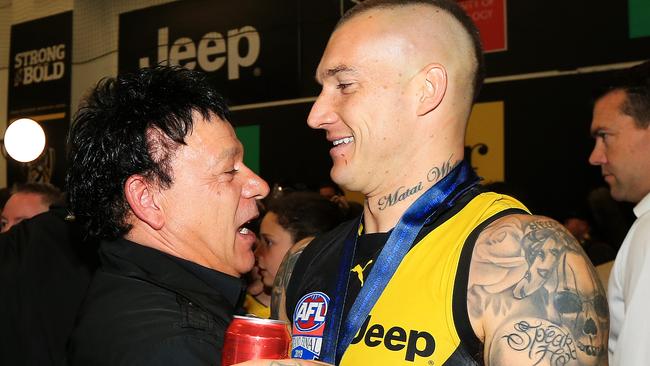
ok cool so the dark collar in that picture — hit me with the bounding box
[99,238,245,311]
[169,255,246,308]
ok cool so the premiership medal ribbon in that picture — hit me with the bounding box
[320,161,479,363]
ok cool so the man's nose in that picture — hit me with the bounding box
[244,168,270,200]
[588,141,606,166]
[307,93,338,130]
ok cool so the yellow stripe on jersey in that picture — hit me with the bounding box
[341,192,528,365]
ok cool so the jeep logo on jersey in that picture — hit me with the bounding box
[294,292,329,332]
[350,315,436,362]
[138,26,260,80]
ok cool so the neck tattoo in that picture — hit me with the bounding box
[376,156,456,211]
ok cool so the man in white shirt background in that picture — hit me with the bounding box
[589,60,650,365]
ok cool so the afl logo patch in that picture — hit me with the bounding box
[294,292,329,332]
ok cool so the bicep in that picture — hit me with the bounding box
[468,214,609,365]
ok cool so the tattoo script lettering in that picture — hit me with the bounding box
[528,220,561,231]
[377,182,423,210]
[376,157,457,211]
[502,320,577,366]
[426,157,454,183]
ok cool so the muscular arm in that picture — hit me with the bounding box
[468,214,609,366]
[270,237,314,321]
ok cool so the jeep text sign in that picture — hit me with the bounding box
[119,0,301,105]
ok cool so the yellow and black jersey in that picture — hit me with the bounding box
[286,188,528,365]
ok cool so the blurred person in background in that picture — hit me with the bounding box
[562,207,616,266]
[589,60,650,365]
[254,191,345,319]
[243,262,272,318]
[1,182,63,232]
[0,182,97,366]
[243,208,272,319]
[318,180,363,220]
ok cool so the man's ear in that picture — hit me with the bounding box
[124,175,164,230]
[416,63,447,116]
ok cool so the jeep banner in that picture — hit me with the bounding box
[118,0,341,189]
[119,0,305,105]
[7,11,72,187]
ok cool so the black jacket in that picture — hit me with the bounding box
[0,208,97,366]
[68,238,242,365]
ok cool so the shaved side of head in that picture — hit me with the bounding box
[337,0,484,105]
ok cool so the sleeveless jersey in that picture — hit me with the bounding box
[287,190,528,365]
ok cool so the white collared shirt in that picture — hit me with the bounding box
[608,192,650,365]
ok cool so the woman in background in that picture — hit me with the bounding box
[255,191,345,317]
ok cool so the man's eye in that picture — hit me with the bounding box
[597,131,609,141]
[337,83,352,90]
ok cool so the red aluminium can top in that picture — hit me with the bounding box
[221,315,291,366]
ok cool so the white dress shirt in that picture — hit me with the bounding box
[608,192,650,365]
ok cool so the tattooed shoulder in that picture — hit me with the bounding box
[468,214,609,365]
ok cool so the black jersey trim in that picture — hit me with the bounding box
[414,186,482,243]
[451,207,529,363]
[285,218,358,318]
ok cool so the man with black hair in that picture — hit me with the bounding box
[589,60,650,366]
[66,66,269,365]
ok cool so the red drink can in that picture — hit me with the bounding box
[221,315,291,366]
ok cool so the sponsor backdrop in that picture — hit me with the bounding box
[458,0,507,52]
[466,102,504,183]
[5,0,647,220]
[7,11,72,188]
[116,0,650,219]
[118,0,340,188]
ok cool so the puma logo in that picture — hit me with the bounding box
[351,259,374,287]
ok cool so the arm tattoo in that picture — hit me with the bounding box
[499,319,577,365]
[270,239,311,320]
[469,215,609,365]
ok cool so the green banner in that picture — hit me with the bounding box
[629,0,650,38]
[235,125,260,174]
